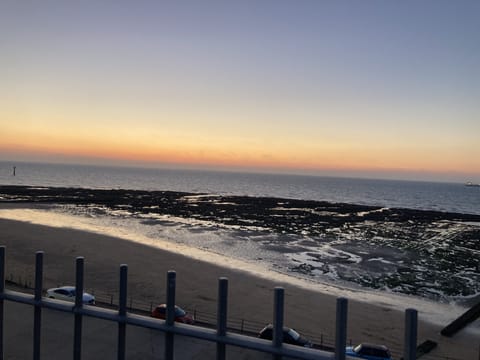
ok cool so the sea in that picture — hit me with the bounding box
[1,161,479,215]
[1,161,479,331]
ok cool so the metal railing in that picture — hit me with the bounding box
[0,246,419,360]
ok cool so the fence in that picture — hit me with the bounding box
[3,275,339,350]
[0,246,421,360]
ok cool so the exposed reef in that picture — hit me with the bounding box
[1,185,479,300]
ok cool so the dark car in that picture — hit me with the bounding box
[345,343,392,360]
[151,304,194,324]
[258,324,312,347]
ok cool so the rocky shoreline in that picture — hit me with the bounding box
[1,185,479,232]
[1,185,480,300]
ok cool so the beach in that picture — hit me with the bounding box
[0,217,478,359]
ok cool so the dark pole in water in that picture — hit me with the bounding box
[12,166,16,176]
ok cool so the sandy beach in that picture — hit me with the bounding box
[0,217,478,359]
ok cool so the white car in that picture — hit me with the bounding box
[46,286,95,305]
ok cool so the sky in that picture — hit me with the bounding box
[0,0,479,182]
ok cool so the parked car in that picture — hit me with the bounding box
[151,304,194,324]
[258,324,312,347]
[46,286,95,305]
[346,343,392,360]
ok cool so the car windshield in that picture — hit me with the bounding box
[287,328,300,341]
[175,307,186,317]
[353,345,362,353]
[353,344,390,357]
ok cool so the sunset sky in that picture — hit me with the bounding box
[1,1,479,182]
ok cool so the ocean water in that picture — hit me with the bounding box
[1,161,479,215]
[1,161,480,331]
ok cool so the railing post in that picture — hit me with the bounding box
[335,297,348,360]
[33,251,44,360]
[165,270,176,360]
[404,308,418,360]
[74,257,84,360]
[117,264,128,360]
[0,246,5,360]
[216,277,228,360]
[273,287,284,360]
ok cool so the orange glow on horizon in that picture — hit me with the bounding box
[1,114,478,178]
[1,139,478,176]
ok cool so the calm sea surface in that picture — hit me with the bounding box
[1,161,479,215]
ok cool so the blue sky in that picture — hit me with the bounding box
[1,0,479,181]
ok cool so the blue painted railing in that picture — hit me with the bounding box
[0,246,419,360]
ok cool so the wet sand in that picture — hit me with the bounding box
[0,217,478,359]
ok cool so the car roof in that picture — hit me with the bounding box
[156,304,182,309]
[357,343,389,350]
[262,324,296,332]
[50,286,94,296]
[52,286,75,291]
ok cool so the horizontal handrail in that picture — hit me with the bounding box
[0,247,425,360]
